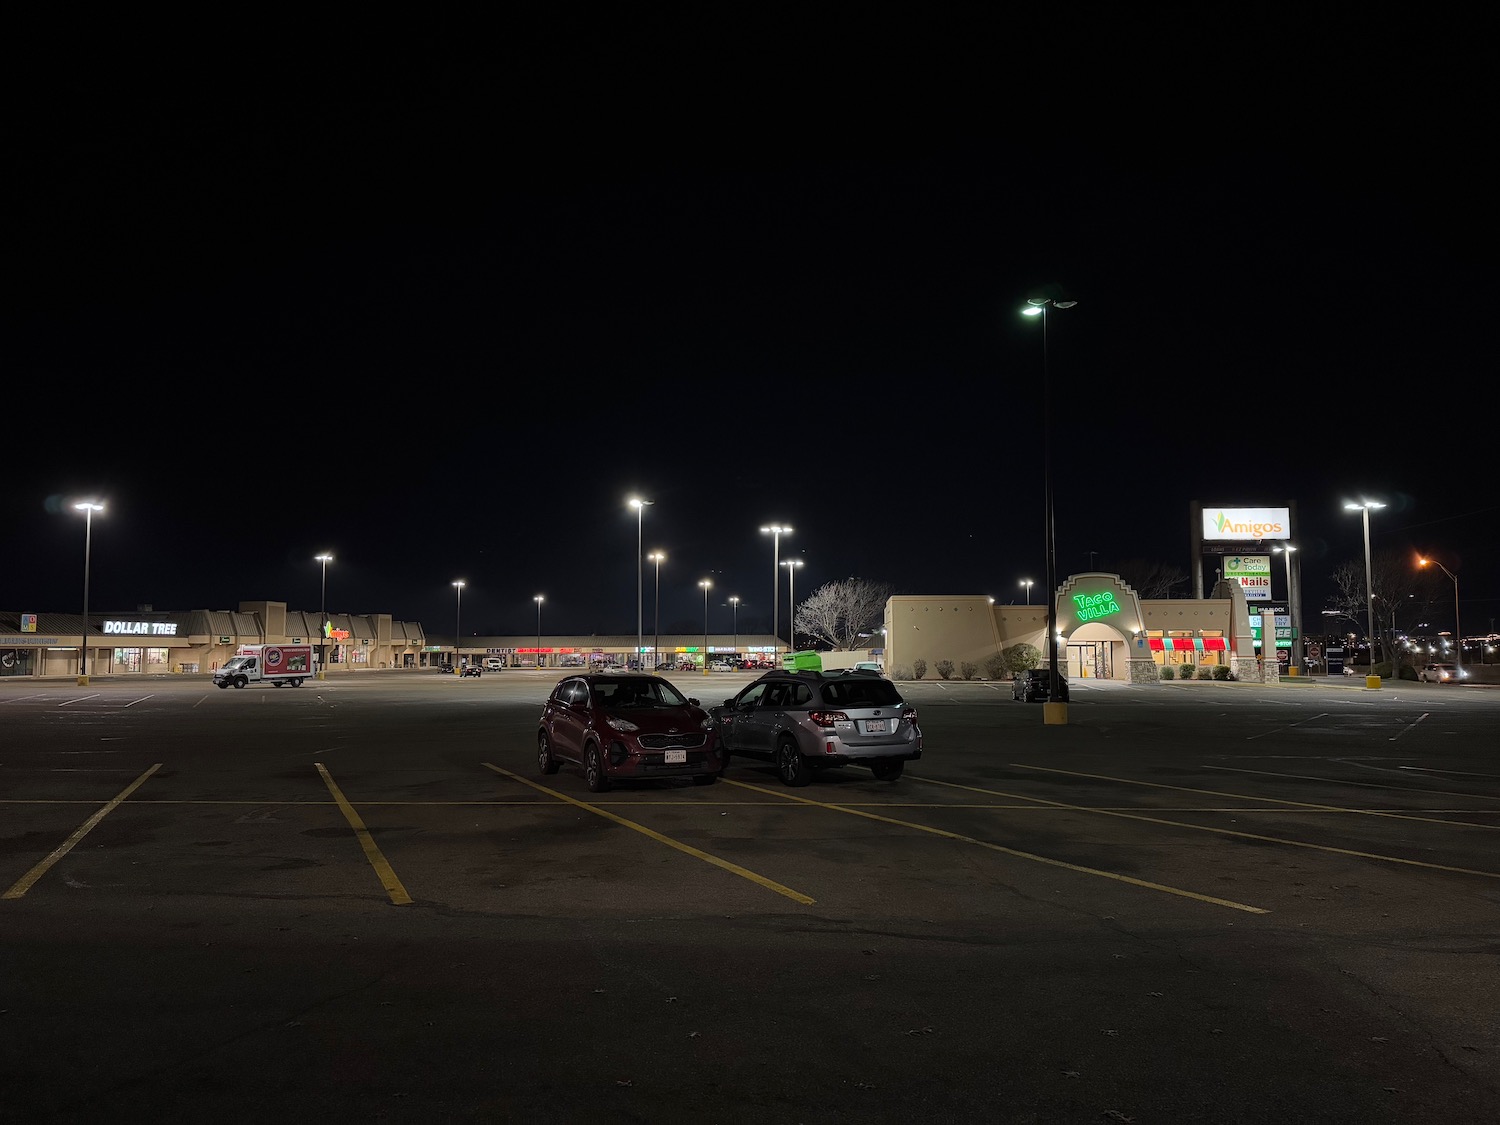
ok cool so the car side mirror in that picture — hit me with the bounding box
[687,697,700,707]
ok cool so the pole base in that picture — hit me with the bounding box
[1042,701,1069,725]
[1364,675,1382,689]
[76,675,90,686]
[316,671,327,680]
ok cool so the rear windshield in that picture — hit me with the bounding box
[819,679,902,707]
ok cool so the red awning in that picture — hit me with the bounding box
[1203,637,1226,651]
[1170,637,1196,651]
[1148,637,1165,651]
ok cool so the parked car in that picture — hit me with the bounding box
[709,668,922,786]
[852,661,884,674]
[1420,662,1466,684]
[483,657,504,672]
[460,663,482,678]
[709,660,734,672]
[537,673,723,792]
[1012,668,1068,702]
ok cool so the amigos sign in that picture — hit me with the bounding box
[1203,506,1290,542]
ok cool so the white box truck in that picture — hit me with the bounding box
[212,644,315,689]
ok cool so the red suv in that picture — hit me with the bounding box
[537,674,724,792]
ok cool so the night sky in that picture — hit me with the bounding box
[8,29,1496,640]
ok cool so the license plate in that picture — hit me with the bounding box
[664,749,687,764]
[864,719,888,733]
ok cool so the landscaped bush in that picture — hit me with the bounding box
[1197,666,1214,680]
[912,658,927,680]
[983,653,1008,680]
[1002,643,1041,674]
[1178,663,1196,680]
[1159,666,1175,680]
[935,659,955,680]
[960,661,978,681]
[892,667,913,681]
[1213,665,1232,680]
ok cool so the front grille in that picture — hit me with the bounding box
[638,732,708,750]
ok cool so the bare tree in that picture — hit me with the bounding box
[1321,547,1431,671]
[1112,558,1190,599]
[795,578,894,651]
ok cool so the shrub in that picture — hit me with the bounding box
[983,653,1008,680]
[1197,666,1213,680]
[935,659,955,680]
[1002,643,1041,674]
[913,658,927,680]
[1159,666,1175,680]
[892,666,913,681]
[1178,663,1196,680]
[960,661,978,681]
[1212,665,1232,680]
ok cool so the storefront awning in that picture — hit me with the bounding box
[1149,636,1227,652]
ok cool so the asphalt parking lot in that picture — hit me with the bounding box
[3,671,1498,1123]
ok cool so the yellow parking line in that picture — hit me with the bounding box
[315,763,413,905]
[485,764,815,905]
[3,764,162,900]
[725,779,1266,914]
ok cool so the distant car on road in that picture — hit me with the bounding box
[460,664,482,678]
[1420,662,1466,684]
[1013,668,1068,702]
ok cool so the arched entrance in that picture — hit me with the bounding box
[1066,621,1130,681]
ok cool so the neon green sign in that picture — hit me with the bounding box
[1072,591,1121,622]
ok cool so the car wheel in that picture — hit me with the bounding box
[585,745,610,793]
[869,759,904,781]
[776,737,811,787]
[234,677,248,689]
[537,732,560,775]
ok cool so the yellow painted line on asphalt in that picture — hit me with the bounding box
[2,764,162,900]
[315,763,413,905]
[486,764,816,905]
[916,766,1500,881]
[725,778,1266,914]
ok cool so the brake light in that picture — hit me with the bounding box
[807,709,850,728]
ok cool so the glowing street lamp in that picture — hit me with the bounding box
[729,595,740,659]
[648,551,665,669]
[1024,295,1077,718]
[1418,555,1462,679]
[1019,578,1034,605]
[699,579,712,676]
[629,497,653,670]
[452,580,465,672]
[315,553,333,680]
[534,594,545,670]
[74,501,104,685]
[782,558,804,652]
[1343,500,1385,676]
[760,524,791,660]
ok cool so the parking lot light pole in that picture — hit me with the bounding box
[630,497,653,670]
[729,596,740,659]
[452,580,465,672]
[534,594,544,670]
[1020,578,1033,605]
[74,501,104,686]
[782,559,803,653]
[648,551,665,668]
[1418,556,1462,679]
[760,524,791,662]
[1344,500,1385,680]
[699,579,712,676]
[1024,296,1076,723]
[315,553,332,680]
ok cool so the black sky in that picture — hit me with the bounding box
[8,25,1497,639]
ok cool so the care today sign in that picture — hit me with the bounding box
[1224,555,1272,602]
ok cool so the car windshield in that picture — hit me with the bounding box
[595,678,689,709]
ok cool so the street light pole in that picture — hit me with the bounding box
[315,553,333,680]
[630,497,653,671]
[729,596,740,659]
[1272,544,1297,675]
[1344,500,1385,678]
[782,559,803,653]
[1020,578,1034,605]
[1418,556,1462,679]
[534,594,544,670]
[452,580,465,672]
[1024,296,1076,719]
[648,551,665,669]
[760,524,791,661]
[74,501,104,685]
[699,579,712,676]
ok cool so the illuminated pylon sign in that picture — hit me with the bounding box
[1072,591,1121,622]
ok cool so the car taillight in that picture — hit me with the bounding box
[807,710,849,728]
